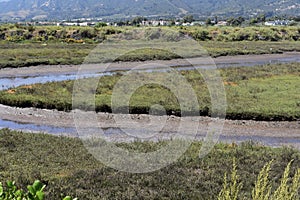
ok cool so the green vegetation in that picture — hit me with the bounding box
[252,160,273,200]
[0,180,77,200]
[1,63,299,120]
[0,24,122,69]
[0,25,300,68]
[0,42,96,68]
[0,129,299,199]
[218,159,300,200]
[1,40,299,69]
[0,20,299,200]
[182,26,300,42]
[199,41,300,57]
[0,24,122,42]
[218,159,242,200]
[0,180,45,200]
[1,24,299,43]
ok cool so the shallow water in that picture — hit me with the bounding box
[1,55,300,91]
[0,72,113,91]
[219,135,300,147]
[0,118,76,135]
[0,118,299,148]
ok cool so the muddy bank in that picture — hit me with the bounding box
[0,104,299,148]
[0,52,299,78]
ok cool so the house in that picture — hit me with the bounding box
[191,21,205,26]
[216,21,228,26]
[61,22,78,26]
[182,22,191,26]
[57,22,94,27]
[175,21,182,26]
[141,20,150,26]
[265,21,276,26]
[265,20,291,26]
[150,20,169,26]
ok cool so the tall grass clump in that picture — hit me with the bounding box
[251,160,273,200]
[272,161,300,200]
[219,159,300,200]
[218,158,242,200]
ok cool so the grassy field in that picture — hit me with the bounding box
[0,63,299,121]
[199,40,300,57]
[0,25,300,69]
[0,129,299,199]
[0,40,299,69]
[0,41,96,68]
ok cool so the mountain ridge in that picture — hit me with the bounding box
[0,0,299,21]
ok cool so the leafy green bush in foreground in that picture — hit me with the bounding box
[0,180,76,200]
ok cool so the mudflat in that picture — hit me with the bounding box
[0,52,299,78]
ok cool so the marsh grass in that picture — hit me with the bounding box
[1,25,300,68]
[1,63,299,120]
[0,41,96,69]
[0,129,299,199]
[200,40,300,57]
[180,26,300,42]
[1,40,299,69]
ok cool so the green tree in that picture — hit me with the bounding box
[205,18,213,25]
[227,17,244,26]
[183,15,194,23]
[257,13,266,24]
[95,22,107,28]
[132,16,147,26]
[170,19,176,26]
[249,17,258,25]
[116,21,126,26]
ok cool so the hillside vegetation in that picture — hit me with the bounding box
[0,0,299,20]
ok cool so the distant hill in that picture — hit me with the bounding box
[0,0,299,21]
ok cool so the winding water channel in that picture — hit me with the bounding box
[0,53,299,148]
